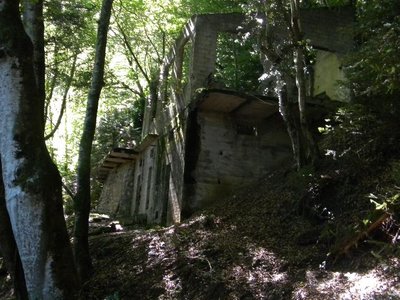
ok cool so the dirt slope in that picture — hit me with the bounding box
[85,169,400,299]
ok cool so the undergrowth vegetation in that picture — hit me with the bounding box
[305,100,400,262]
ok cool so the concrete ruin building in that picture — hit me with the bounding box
[97,7,354,225]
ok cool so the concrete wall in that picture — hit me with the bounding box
[135,13,250,225]
[303,7,353,102]
[313,50,350,101]
[97,162,135,217]
[302,7,354,54]
[184,111,291,213]
[130,144,157,223]
[126,126,187,225]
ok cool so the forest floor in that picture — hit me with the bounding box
[1,162,400,299]
[82,162,400,299]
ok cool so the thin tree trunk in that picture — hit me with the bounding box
[0,1,79,298]
[73,0,114,283]
[290,0,319,166]
[278,82,304,169]
[258,6,303,168]
[294,45,319,165]
[0,160,28,300]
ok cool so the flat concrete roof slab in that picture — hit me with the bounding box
[197,89,278,120]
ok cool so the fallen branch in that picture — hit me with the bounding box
[332,212,391,262]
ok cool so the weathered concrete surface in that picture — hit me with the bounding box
[302,7,354,54]
[197,112,290,206]
[314,50,350,101]
[97,162,135,217]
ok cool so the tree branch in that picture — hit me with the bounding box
[61,180,76,201]
[114,19,151,84]
[45,53,78,140]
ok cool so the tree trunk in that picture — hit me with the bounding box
[294,45,319,165]
[74,0,113,283]
[290,0,319,166]
[0,1,79,298]
[258,6,303,169]
[22,0,46,130]
[278,81,305,169]
[0,160,28,300]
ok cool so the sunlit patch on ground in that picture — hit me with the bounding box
[159,271,182,299]
[294,258,400,299]
[179,214,207,227]
[224,245,290,299]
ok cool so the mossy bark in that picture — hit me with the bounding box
[22,0,45,130]
[0,160,28,300]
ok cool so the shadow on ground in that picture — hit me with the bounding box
[85,169,400,299]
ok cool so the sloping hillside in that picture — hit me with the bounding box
[2,106,400,299]
[85,162,400,299]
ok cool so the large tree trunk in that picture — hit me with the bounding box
[0,1,79,298]
[0,160,28,300]
[74,0,114,283]
[22,0,46,129]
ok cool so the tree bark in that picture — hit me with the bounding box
[74,0,114,283]
[22,0,46,130]
[0,1,79,298]
[290,0,319,166]
[278,81,305,169]
[0,160,28,300]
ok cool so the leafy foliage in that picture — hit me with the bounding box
[92,99,144,169]
[179,0,243,15]
[321,104,400,175]
[43,0,101,196]
[345,0,400,96]
[215,33,263,92]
